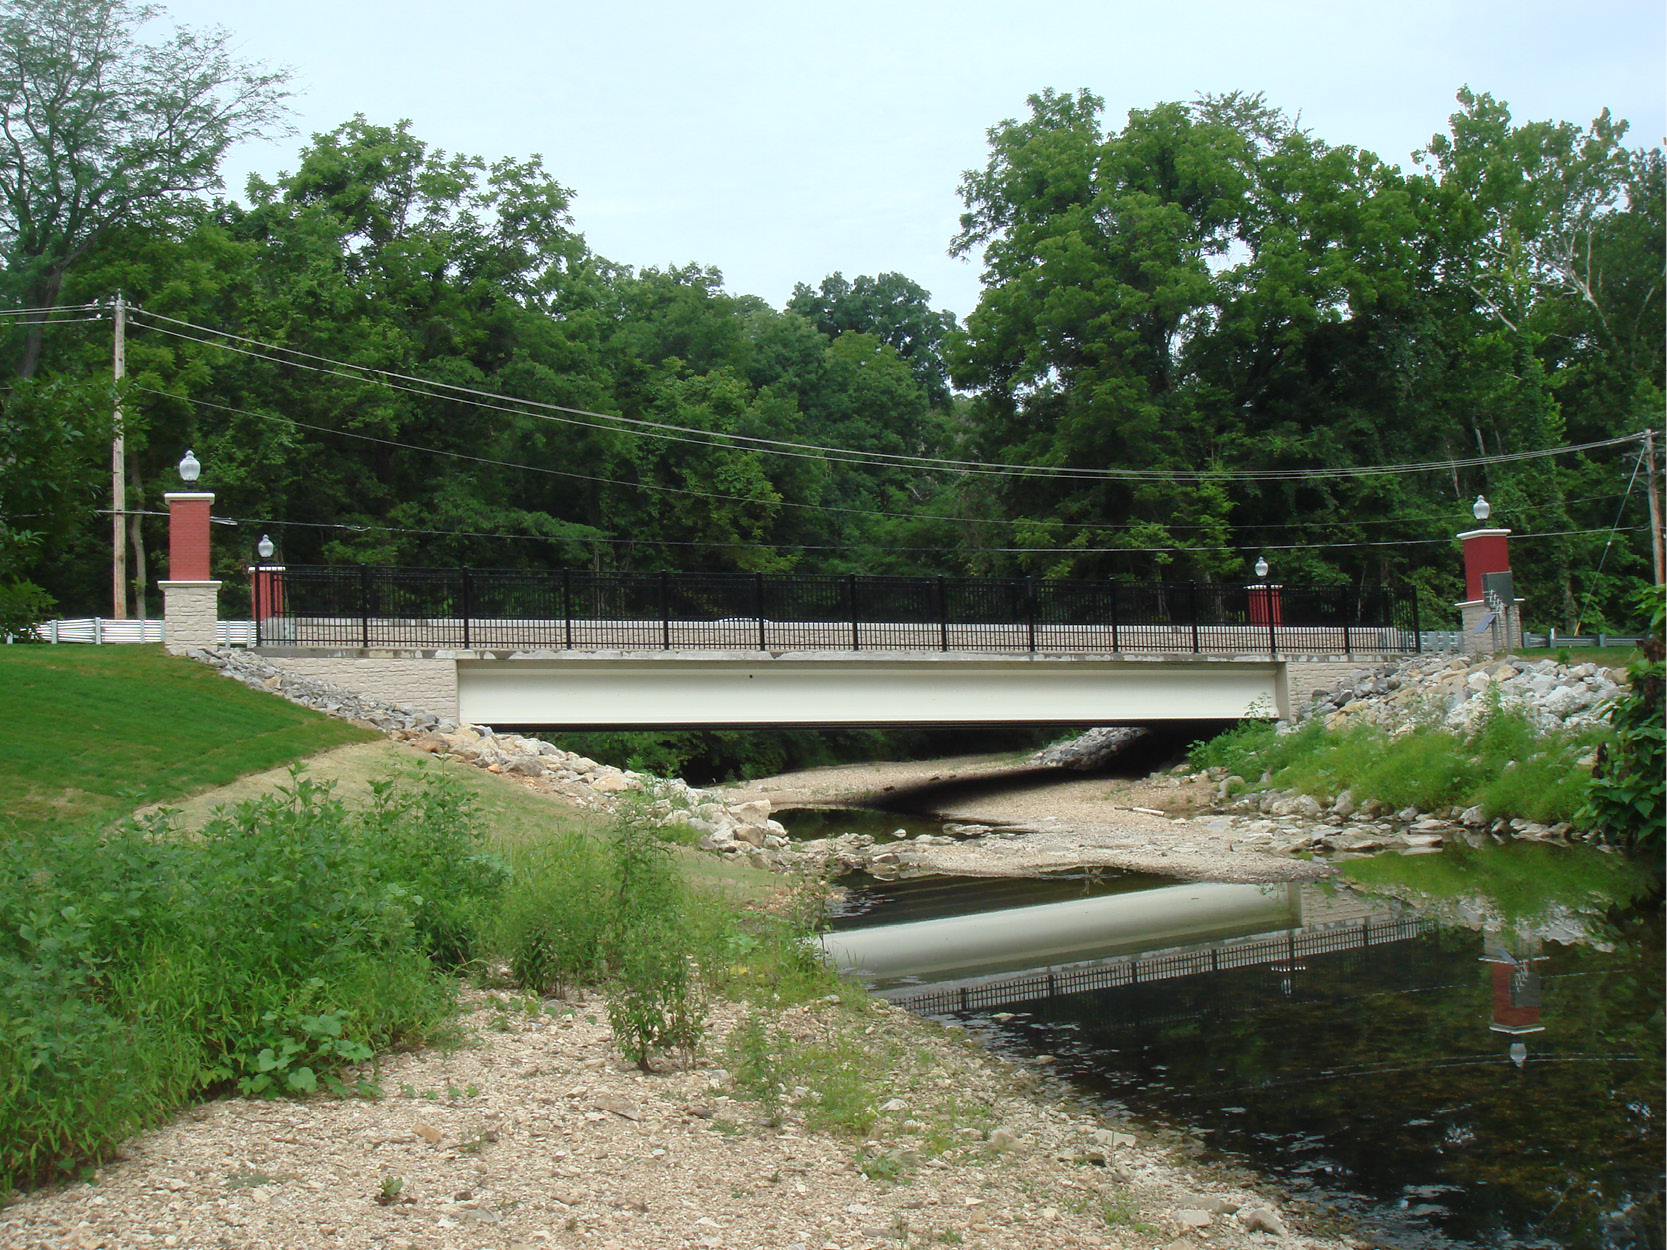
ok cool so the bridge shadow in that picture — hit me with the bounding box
[864,722,1231,816]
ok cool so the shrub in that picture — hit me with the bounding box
[0,579,54,640]
[602,821,705,1070]
[0,772,480,1192]
[492,832,611,995]
[1577,585,1666,856]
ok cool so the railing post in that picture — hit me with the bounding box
[1025,576,1036,653]
[755,572,766,651]
[562,569,573,648]
[1411,587,1422,654]
[938,575,948,651]
[1342,590,1352,657]
[1266,581,1276,659]
[1188,581,1200,654]
[461,566,472,650]
[1109,580,1119,652]
[660,571,670,649]
[360,565,370,649]
[849,574,859,651]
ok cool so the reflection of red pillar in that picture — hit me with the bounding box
[1247,583,1283,626]
[249,565,286,622]
[1489,961,1544,1033]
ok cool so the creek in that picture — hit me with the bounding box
[780,806,1664,1250]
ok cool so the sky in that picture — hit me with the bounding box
[161,0,1666,324]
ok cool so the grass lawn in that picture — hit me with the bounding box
[0,644,377,836]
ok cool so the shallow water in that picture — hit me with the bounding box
[829,858,1665,1250]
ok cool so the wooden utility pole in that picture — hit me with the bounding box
[111,293,127,618]
[1646,427,1664,587]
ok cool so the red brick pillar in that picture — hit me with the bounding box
[249,564,286,621]
[1455,520,1522,655]
[159,491,221,650]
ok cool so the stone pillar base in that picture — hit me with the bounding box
[160,580,222,651]
[1456,597,1525,657]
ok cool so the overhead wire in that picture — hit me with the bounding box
[87,506,1650,559]
[147,386,1646,540]
[124,305,1647,484]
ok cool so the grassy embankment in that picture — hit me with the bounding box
[1187,649,1633,829]
[2,646,1055,1216]
[0,646,843,1197]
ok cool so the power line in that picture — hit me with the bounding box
[93,505,1649,559]
[148,387,1646,539]
[125,305,1647,484]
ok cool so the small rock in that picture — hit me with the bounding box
[413,1121,442,1144]
[1240,1205,1288,1236]
[1175,1208,1213,1229]
[987,1127,1022,1152]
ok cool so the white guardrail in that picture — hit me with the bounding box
[6,618,257,646]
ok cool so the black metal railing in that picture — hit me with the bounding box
[252,566,1421,656]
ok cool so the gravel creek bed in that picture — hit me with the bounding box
[3,995,1349,1250]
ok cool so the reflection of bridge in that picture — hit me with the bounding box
[248,567,1418,727]
[821,882,1428,1015]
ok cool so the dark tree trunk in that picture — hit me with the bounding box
[16,269,67,379]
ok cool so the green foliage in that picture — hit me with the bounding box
[491,832,611,995]
[1190,702,1600,826]
[0,580,55,639]
[0,770,496,1191]
[725,1010,785,1126]
[1576,585,1666,855]
[602,821,706,1071]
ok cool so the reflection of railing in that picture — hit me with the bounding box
[886,913,1431,1015]
[255,566,1422,657]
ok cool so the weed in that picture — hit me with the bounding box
[854,1147,913,1184]
[375,1174,404,1205]
[726,1010,785,1126]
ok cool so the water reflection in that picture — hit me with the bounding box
[829,860,1664,1250]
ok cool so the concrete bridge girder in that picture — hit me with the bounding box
[454,650,1291,729]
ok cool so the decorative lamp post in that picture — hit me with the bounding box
[250,533,284,637]
[1248,554,1280,651]
[158,449,221,650]
[1457,494,1520,656]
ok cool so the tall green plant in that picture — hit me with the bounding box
[1577,585,1665,856]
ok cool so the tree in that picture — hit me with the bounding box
[786,271,958,407]
[0,0,290,376]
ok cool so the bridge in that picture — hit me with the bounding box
[246,567,1420,728]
